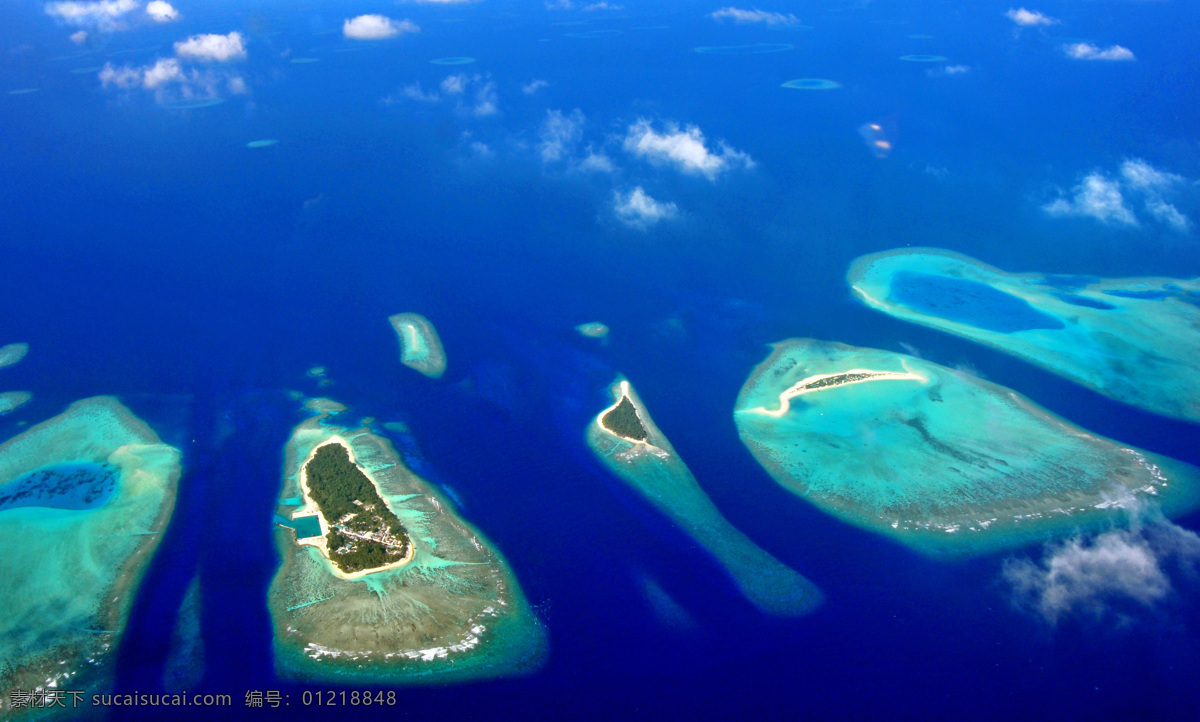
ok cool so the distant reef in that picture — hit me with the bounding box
[588,377,822,616]
[848,248,1200,422]
[735,338,1200,556]
[0,397,180,713]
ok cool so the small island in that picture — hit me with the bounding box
[600,395,647,441]
[269,400,545,683]
[0,397,180,708]
[296,440,413,577]
[847,247,1200,422]
[735,338,1200,556]
[588,378,822,616]
[388,313,447,378]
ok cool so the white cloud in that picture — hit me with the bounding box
[401,83,440,102]
[396,74,496,116]
[614,187,678,229]
[1144,198,1190,231]
[471,81,497,116]
[145,0,177,22]
[44,0,137,31]
[100,57,245,104]
[578,150,615,173]
[1003,517,1200,624]
[545,0,573,8]
[928,64,971,78]
[710,7,800,25]
[538,108,585,162]
[343,15,418,40]
[70,30,88,44]
[623,118,754,180]
[1005,8,1057,26]
[174,32,246,62]
[523,79,549,95]
[1043,172,1138,225]
[1044,159,1191,231]
[1064,43,1135,61]
[583,2,623,10]
[1120,158,1184,191]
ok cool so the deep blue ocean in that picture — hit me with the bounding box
[3,0,1200,718]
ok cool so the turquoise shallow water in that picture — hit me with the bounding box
[0,463,117,512]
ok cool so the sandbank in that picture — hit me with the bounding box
[388,312,447,378]
[588,377,822,616]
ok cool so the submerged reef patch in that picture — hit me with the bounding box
[781,78,841,90]
[388,312,447,379]
[693,43,793,54]
[848,248,1200,422]
[0,342,29,369]
[588,377,822,616]
[269,402,544,683]
[735,339,1200,557]
[0,397,180,708]
[0,391,31,415]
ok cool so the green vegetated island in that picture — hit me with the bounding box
[300,442,412,576]
[0,397,180,711]
[270,400,544,683]
[847,247,1200,422]
[734,339,1200,557]
[388,313,446,379]
[587,377,822,616]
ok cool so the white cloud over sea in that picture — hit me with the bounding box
[710,7,800,26]
[343,15,419,40]
[538,109,585,162]
[1063,42,1135,61]
[394,74,496,117]
[145,0,177,22]
[174,32,246,62]
[1003,512,1200,625]
[1005,8,1057,27]
[44,0,138,31]
[613,187,678,229]
[1042,159,1191,231]
[623,119,754,180]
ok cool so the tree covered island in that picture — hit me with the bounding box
[600,396,648,441]
[303,442,411,575]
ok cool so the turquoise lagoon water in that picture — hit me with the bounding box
[0,463,117,512]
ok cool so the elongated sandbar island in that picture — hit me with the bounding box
[735,339,1200,556]
[587,377,822,616]
[847,247,1200,422]
[270,400,544,683]
[0,397,180,711]
[388,313,446,378]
